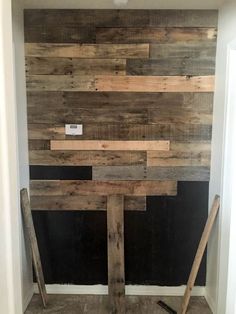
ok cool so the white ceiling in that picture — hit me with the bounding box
[23,0,223,10]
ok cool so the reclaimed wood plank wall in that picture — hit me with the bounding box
[25,9,217,213]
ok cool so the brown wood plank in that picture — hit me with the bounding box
[107,195,125,314]
[50,140,170,151]
[96,27,217,44]
[29,150,146,166]
[95,75,215,92]
[25,43,149,59]
[26,57,126,75]
[30,195,146,211]
[29,140,51,150]
[27,107,148,124]
[147,142,211,167]
[28,123,212,141]
[26,75,95,92]
[30,180,177,196]
[93,166,210,181]
[127,57,215,76]
[20,189,47,308]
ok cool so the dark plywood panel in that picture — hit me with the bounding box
[93,166,210,181]
[31,182,208,285]
[26,57,126,76]
[25,43,149,59]
[28,123,212,141]
[29,150,147,166]
[96,27,217,44]
[95,75,215,92]
[107,195,125,314]
[30,180,177,196]
[127,58,215,76]
[27,91,213,111]
[31,195,146,211]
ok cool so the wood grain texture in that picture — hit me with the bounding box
[96,27,217,44]
[25,43,149,59]
[147,142,211,166]
[93,166,210,181]
[28,123,212,141]
[26,75,95,92]
[95,75,215,92]
[29,150,146,166]
[107,195,125,314]
[30,195,146,211]
[30,180,177,196]
[26,57,126,76]
[50,140,170,151]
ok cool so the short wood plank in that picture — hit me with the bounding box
[26,57,126,76]
[29,150,146,166]
[147,142,211,167]
[30,195,146,211]
[180,195,220,314]
[26,75,95,92]
[96,27,217,44]
[30,180,177,196]
[107,195,125,314]
[95,75,215,92]
[28,123,212,142]
[25,43,149,59]
[20,188,47,308]
[93,166,210,181]
[50,140,170,151]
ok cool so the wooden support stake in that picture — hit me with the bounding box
[20,188,47,308]
[107,195,125,314]
[180,195,220,314]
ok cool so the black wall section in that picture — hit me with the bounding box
[32,181,208,286]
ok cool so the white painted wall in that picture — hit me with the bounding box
[206,1,236,313]
[0,0,24,313]
[12,0,34,311]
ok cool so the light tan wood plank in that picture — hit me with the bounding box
[29,150,146,166]
[50,140,170,151]
[26,75,95,91]
[147,142,211,166]
[25,43,149,59]
[26,57,126,75]
[30,180,177,196]
[107,195,125,314]
[95,75,215,92]
[30,195,146,211]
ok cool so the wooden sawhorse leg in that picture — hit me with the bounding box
[107,195,125,314]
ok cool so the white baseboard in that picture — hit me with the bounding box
[34,284,205,297]
[23,288,34,312]
[205,291,216,313]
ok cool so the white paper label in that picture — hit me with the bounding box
[65,124,83,136]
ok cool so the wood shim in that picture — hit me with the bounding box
[30,180,177,196]
[50,140,170,151]
[95,75,215,92]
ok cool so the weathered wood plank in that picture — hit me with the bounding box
[20,189,47,308]
[26,57,126,76]
[93,166,210,181]
[127,57,215,76]
[27,92,213,111]
[29,140,50,150]
[26,75,95,92]
[30,180,177,196]
[25,43,149,59]
[95,75,215,92]
[96,27,217,44]
[150,42,216,59]
[30,195,146,211]
[50,140,170,151]
[27,107,148,124]
[147,142,211,166]
[29,150,146,166]
[28,123,212,141]
[107,195,125,314]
